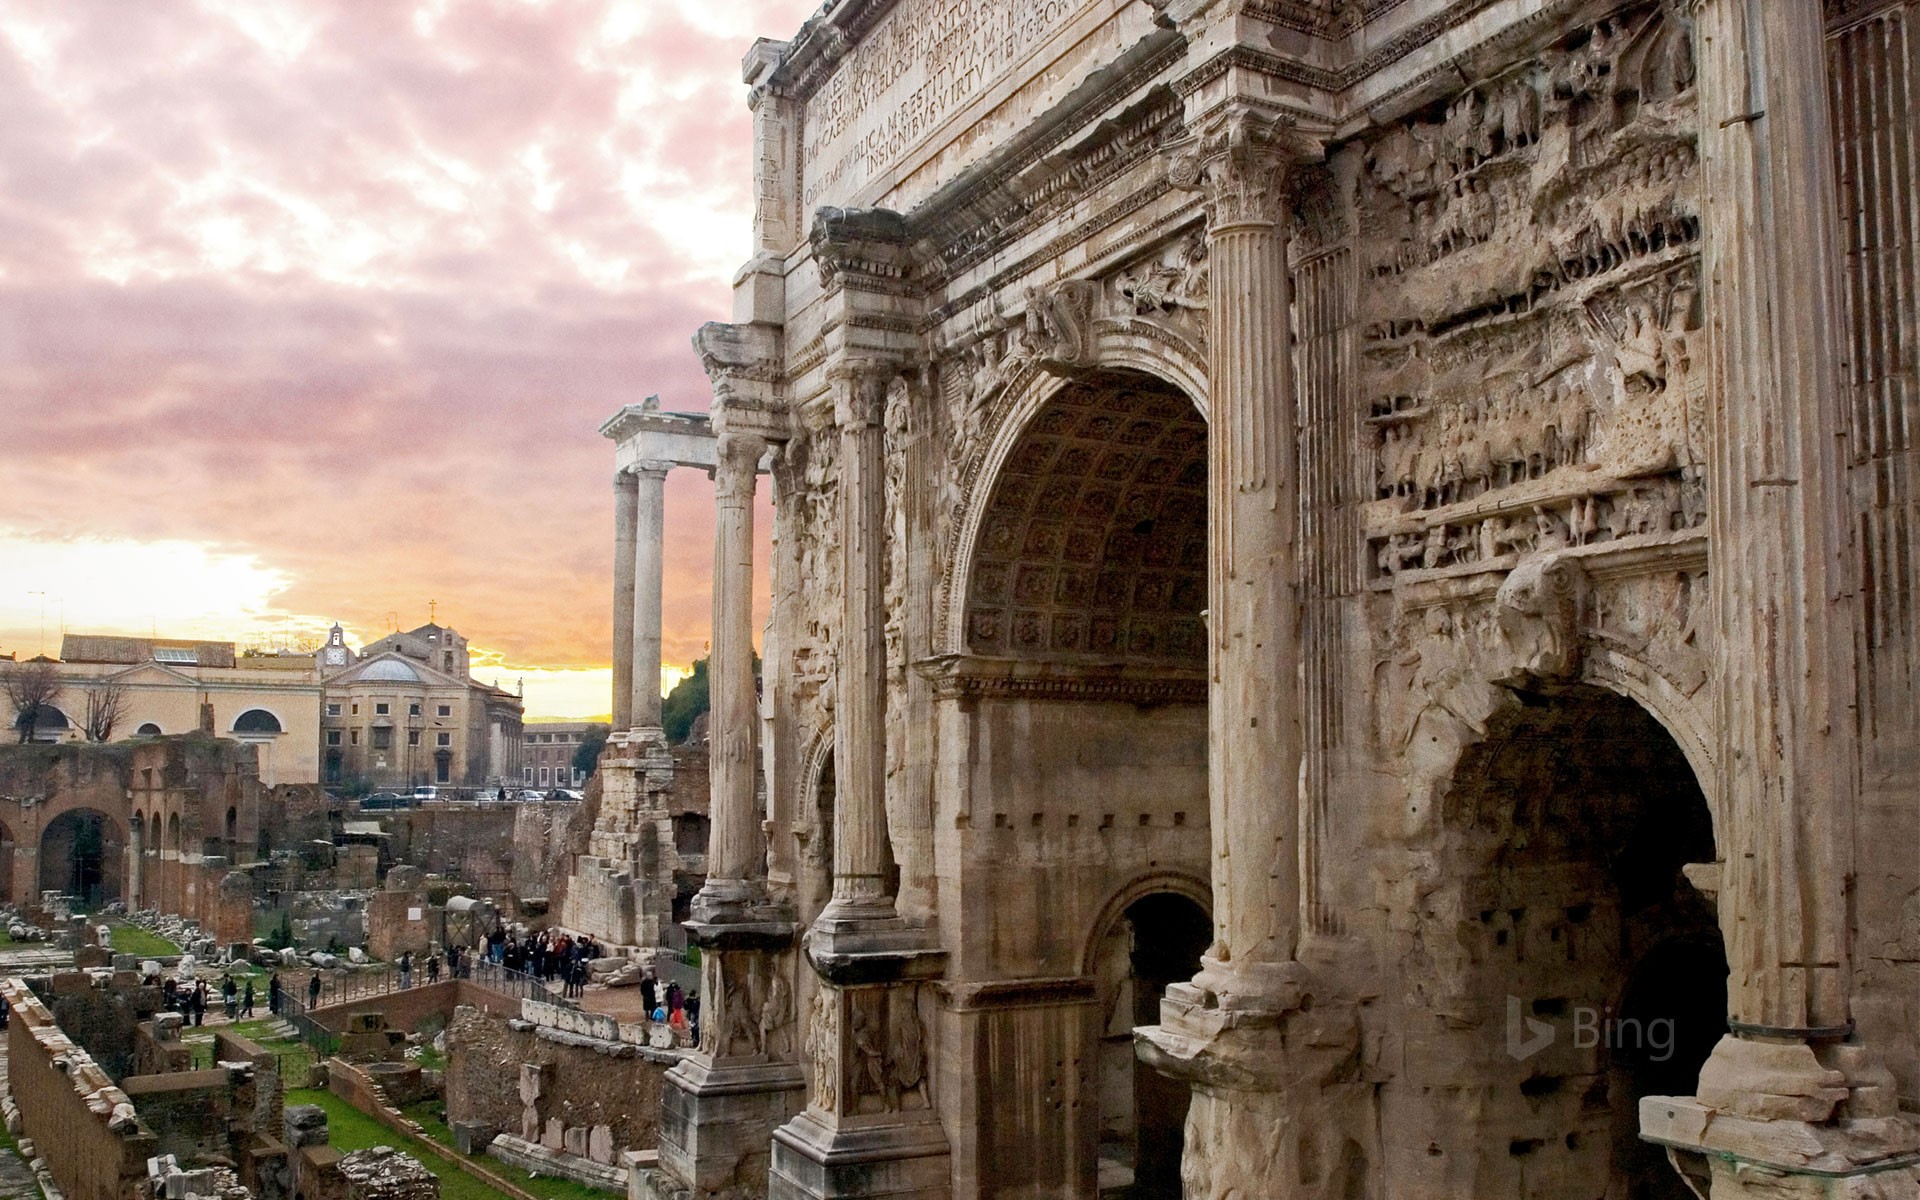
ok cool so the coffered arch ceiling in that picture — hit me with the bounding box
[964,373,1207,667]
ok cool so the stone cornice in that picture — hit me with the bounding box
[809,206,916,296]
[915,655,1208,706]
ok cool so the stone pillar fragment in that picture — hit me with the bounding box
[1639,0,1919,1190]
[630,461,671,731]
[611,470,639,731]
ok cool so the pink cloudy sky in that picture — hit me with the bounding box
[0,0,819,717]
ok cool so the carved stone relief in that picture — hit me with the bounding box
[1357,4,1705,583]
[799,982,933,1119]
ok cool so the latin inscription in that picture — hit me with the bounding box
[801,0,1088,210]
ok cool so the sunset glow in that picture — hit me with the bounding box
[0,0,814,716]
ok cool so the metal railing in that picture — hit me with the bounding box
[468,960,581,1011]
[277,993,342,1057]
[289,958,580,1014]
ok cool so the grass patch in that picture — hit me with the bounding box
[103,920,179,958]
[0,927,14,946]
[285,1089,521,1200]
[400,1101,610,1200]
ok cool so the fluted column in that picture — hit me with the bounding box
[1635,10,1920,1191]
[697,432,766,913]
[1656,2,1905,1138]
[611,470,639,730]
[1696,0,1856,1047]
[824,360,896,925]
[630,460,671,731]
[1174,109,1312,1003]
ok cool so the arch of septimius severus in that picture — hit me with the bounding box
[584,1,1920,1196]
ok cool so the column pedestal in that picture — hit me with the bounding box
[769,962,949,1200]
[658,935,806,1200]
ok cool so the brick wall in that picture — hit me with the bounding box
[307,978,521,1035]
[2,979,156,1200]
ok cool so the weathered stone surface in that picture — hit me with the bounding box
[598,0,1920,1196]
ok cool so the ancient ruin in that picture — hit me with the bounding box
[602,1,1920,1197]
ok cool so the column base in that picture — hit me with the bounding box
[1135,952,1376,1199]
[1640,1036,1920,1196]
[768,1109,950,1200]
[659,1056,806,1200]
[805,902,943,985]
[689,881,793,944]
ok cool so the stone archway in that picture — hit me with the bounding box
[39,808,124,908]
[1407,685,1724,1200]
[1086,886,1210,1199]
[943,367,1214,1198]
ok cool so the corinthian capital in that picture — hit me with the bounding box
[1166,108,1323,231]
[827,358,897,431]
[713,432,765,505]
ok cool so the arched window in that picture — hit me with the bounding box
[135,722,162,737]
[232,709,283,734]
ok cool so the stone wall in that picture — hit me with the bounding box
[306,977,523,1034]
[2,978,156,1200]
[444,1002,679,1161]
[42,971,164,1082]
[561,737,706,948]
[120,1069,249,1168]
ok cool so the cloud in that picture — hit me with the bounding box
[0,0,813,711]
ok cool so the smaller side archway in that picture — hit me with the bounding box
[1085,880,1211,1199]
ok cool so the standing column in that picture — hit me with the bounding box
[1180,110,1310,1004]
[1690,0,1874,1097]
[629,460,671,731]
[1641,4,1918,1187]
[610,470,639,731]
[695,432,765,917]
[824,360,896,927]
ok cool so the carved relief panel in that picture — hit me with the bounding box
[802,981,932,1119]
[1356,6,1705,582]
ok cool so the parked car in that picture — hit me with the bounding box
[362,791,404,810]
[410,786,438,804]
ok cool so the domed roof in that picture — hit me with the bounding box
[359,658,422,683]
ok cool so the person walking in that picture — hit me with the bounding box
[222,976,237,1021]
[242,979,255,1018]
[640,972,657,1019]
[399,950,413,989]
[307,970,322,1009]
[268,973,282,1015]
[192,980,208,1027]
[427,951,441,984]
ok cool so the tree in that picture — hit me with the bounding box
[661,656,710,744]
[660,653,758,744]
[82,677,129,742]
[2,658,62,743]
[572,722,611,779]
